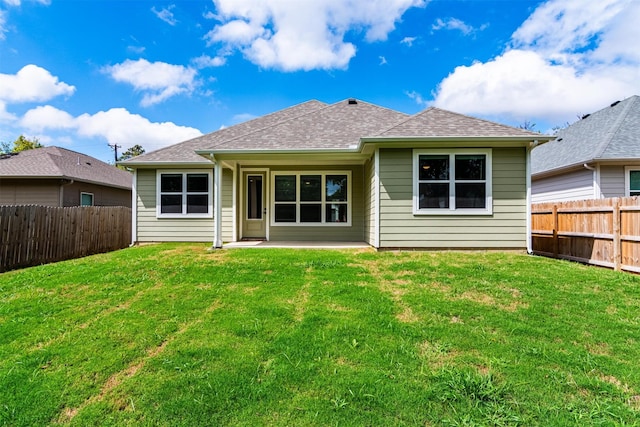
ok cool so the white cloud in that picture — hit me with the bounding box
[432,0,640,126]
[0,100,17,122]
[20,105,203,152]
[0,65,75,103]
[405,90,428,107]
[432,18,474,35]
[0,9,7,40]
[103,59,197,106]
[2,0,21,6]
[379,56,387,65]
[400,36,416,47]
[205,0,426,71]
[192,54,227,69]
[152,4,178,26]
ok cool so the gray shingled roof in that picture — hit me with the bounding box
[208,99,408,151]
[124,98,547,165]
[378,107,542,137]
[0,146,132,189]
[532,95,640,176]
[128,100,328,163]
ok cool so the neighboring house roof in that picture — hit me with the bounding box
[0,146,132,190]
[532,95,640,177]
[123,98,549,165]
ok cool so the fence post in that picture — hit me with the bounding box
[613,198,621,271]
[552,204,559,259]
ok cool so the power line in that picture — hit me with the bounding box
[107,143,121,163]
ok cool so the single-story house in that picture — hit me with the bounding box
[0,146,132,207]
[121,99,553,250]
[532,95,640,203]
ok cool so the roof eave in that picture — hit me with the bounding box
[0,174,132,190]
[361,135,554,143]
[117,160,215,168]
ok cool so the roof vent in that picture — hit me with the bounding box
[581,113,591,120]
[610,100,621,107]
[557,138,563,141]
[347,98,358,105]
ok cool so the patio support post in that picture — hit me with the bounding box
[213,161,223,249]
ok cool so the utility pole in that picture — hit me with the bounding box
[108,143,121,163]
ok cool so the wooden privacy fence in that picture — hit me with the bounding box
[0,205,131,273]
[532,197,640,273]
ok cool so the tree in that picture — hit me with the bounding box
[1,135,43,154]
[118,144,146,161]
[518,120,538,132]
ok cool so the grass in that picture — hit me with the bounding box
[0,243,639,426]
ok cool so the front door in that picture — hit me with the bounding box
[242,172,266,239]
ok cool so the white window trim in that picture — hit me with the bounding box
[270,171,352,227]
[413,148,493,215]
[80,192,94,206]
[625,166,640,197]
[156,169,213,218]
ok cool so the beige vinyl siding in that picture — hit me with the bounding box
[63,182,131,207]
[363,156,376,245]
[221,168,233,242]
[135,169,214,242]
[599,165,626,198]
[378,147,527,249]
[531,168,594,202]
[0,179,61,206]
[268,165,364,241]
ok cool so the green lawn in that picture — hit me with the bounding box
[1,244,639,426]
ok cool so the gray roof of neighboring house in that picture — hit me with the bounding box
[123,98,547,165]
[0,146,133,190]
[532,95,640,176]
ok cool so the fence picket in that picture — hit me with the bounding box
[0,205,131,272]
[532,197,640,273]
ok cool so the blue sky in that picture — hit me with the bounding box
[1,0,639,164]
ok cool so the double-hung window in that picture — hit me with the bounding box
[156,170,213,217]
[413,149,492,215]
[625,167,640,197]
[272,172,350,225]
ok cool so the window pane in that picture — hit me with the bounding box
[456,183,486,208]
[187,174,208,192]
[326,204,347,223]
[274,204,296,222]
[247,175,263,219]
[161,174,182,192]
[275,176,296,202]
[630,171,640,191]
[419,183,449,208]
[187,194,208,214]
[455,155,486,180]
[300,175,321,201]
[161,195,182,213]
[419,155,449,181]
[326,175,347,201]
[300,204,322,222]
[80,193,93,206]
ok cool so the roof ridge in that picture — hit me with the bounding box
[431,106,541,135]
[377,107,435,135]
[592,95,637,160]
[208,100,338,150]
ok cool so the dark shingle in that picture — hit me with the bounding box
[0,146,132,189]
[532,95,640,175]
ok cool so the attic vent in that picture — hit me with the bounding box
[610,100,621,107]
[347,98,358,105]
[581,113,591,120]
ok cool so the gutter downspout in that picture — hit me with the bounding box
[583,163,600,199]
[59,179,74,207]
[130,169,137,246]
[526,140,540,254]
[213,160,223,249]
